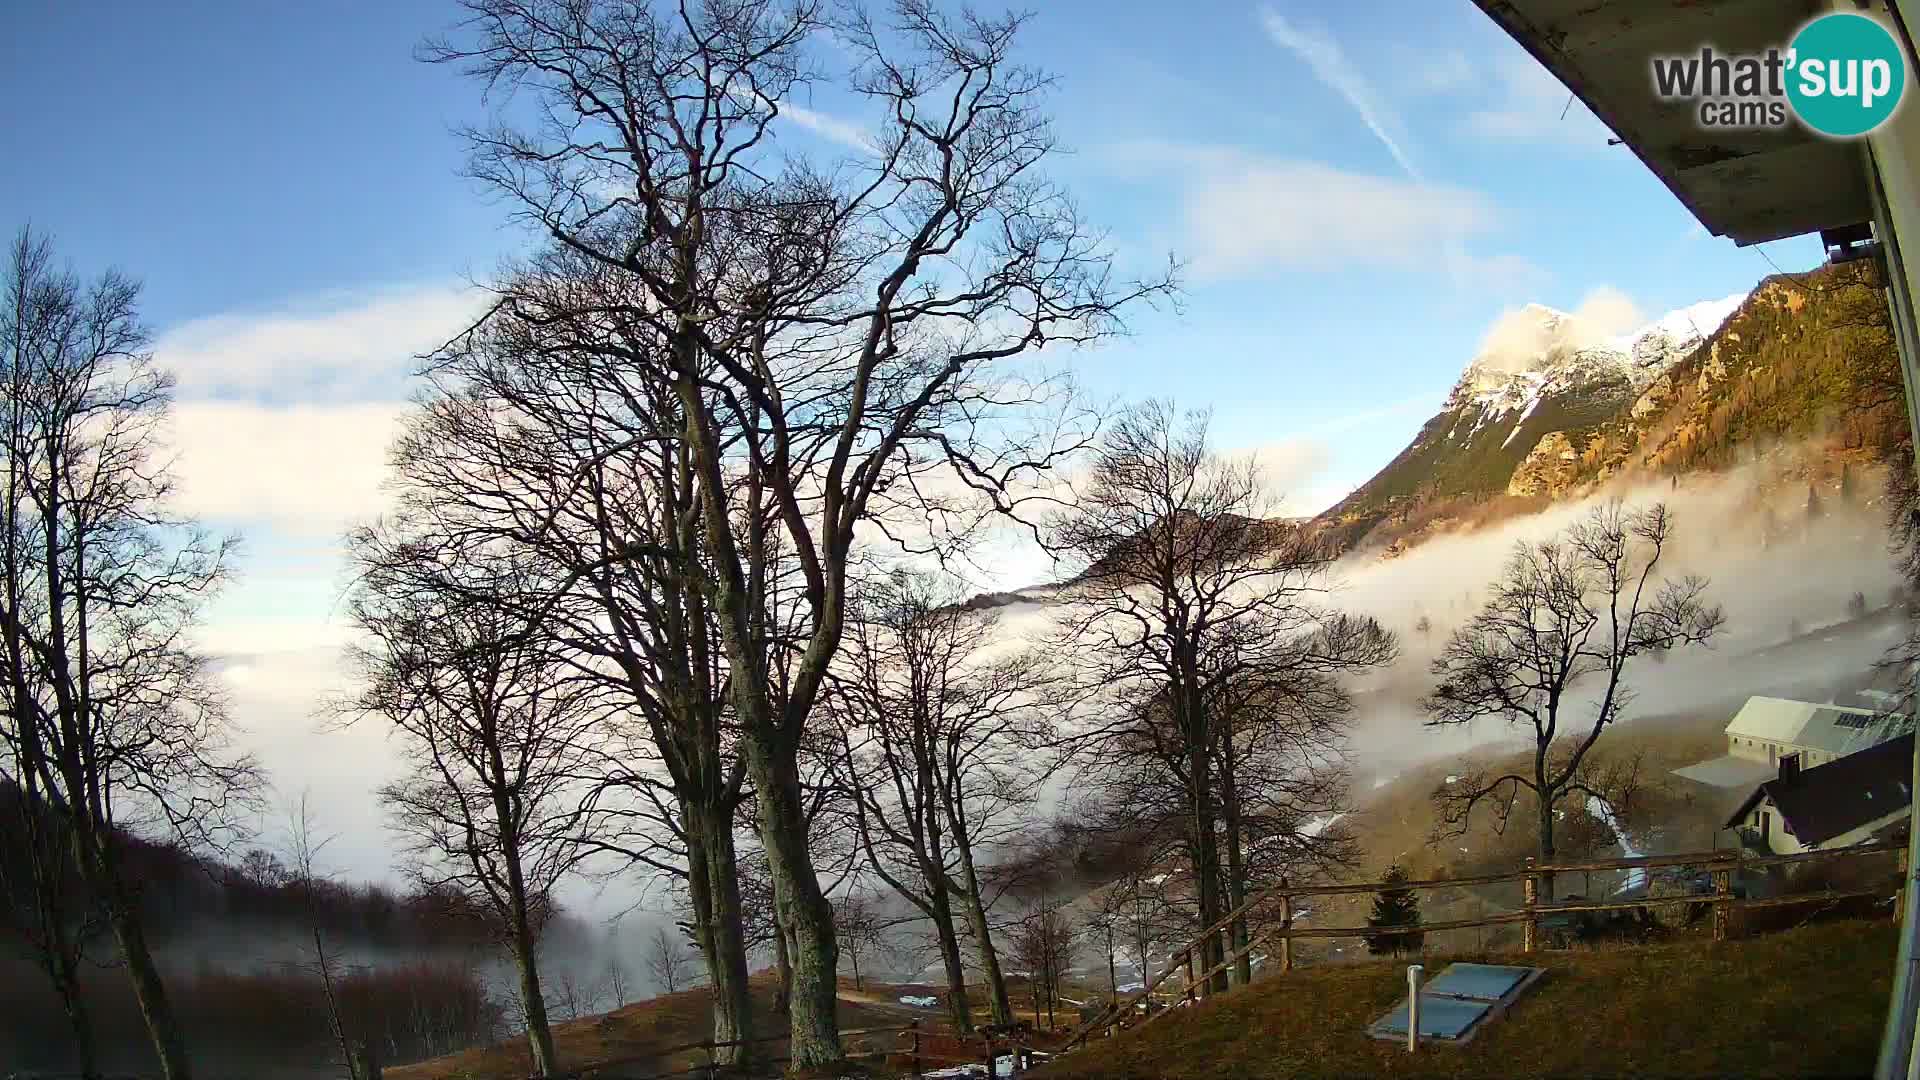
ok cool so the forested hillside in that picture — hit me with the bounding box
[1316,261,1905,555]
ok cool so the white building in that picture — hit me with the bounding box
[1675,696,1905,790]
[1723,696,1903,772]
[1726,733,1914,857]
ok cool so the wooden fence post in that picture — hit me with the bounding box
[350,1037,381,1080]
[1898,846,1909,923]
[910,1019,922,1080]
[985,1030,998,1080]
[1280,876,1294,974]
[1184,947,1196,1005]
[1712,857,1733,942]
[1522,857,1538,954]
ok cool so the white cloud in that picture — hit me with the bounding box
[778,100,876,153]
[1248,437,1340,516]
[1252,16,1541,290]
[170,399,405,531]
[1463,53,1613,148]
[1471,285,1644,375]
[1173,154,1496,278]
[1454,251,1554,296]
[1259,10,1422,181]
[1409,49,1476,94]
[154,283,481,399]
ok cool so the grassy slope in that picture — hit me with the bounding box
[387,975,922,1080]
[1037,919,1896,1080]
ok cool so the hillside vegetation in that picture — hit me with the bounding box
[1318,262,1904,555]
[1036,919,1896,1080]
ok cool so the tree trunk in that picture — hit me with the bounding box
[1185,738,1227,996]
[743,730,841,1068]
[51,949,99,1080]
[492,761,557,1077]
[1538,794,1558,902]
[99,886,193,1080]
[929,892,974,1034]
[685,802,754,1066]
[772,915,793,1016]
[950,833,1013,1025]
[509,905,558,1077]
[1219,739,1252,987]
[673,355,840,1068]
[1106,926,1118,1002]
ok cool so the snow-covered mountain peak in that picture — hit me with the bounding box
[1453,291,1748,417]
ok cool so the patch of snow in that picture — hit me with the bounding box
[1445,775,1460,785]
[1115,981,1145,993]
[1587,794,1647,893]
[1371,774,1397,790]
[1302,813,1347,838]
[1499,390,1544,448]
[1612,294,1744,356]
[899,995,938,1007]
[925,1054,1021,1079]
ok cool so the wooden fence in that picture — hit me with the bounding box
[544,1018,1048,1080]
[1063,839,1908,1051]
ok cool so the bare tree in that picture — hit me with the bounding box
[1047,401,1391,994]
[605,950,631,1008]
[644,922,700,995]
[827,569,1051,1028]
[385,302,762,1065]
[0,764,103,1077]
[1425,501,1723,897]
[1009,897,1077,1029]
[832,890,886,992]
[0,226,259,1080]
[342,553,602,1079]
[423,0,1171,1064]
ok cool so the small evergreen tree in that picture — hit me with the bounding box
[1841,463,1857,503]
[1807,483,1824,520]
[1366,865,1425,957]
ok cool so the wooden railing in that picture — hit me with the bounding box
[1062,839,1908,1051]
[545,1018,1049,1079]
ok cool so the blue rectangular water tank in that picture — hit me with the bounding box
[1369,994,1492,1040]
[1423,963,1534,1002]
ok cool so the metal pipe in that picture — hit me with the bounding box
[1407,965,1424,1054]
[1862,51,1920,1069]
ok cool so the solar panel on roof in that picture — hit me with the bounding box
[1834,713,1875,729]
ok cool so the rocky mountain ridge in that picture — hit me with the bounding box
[1314,261,1903,556]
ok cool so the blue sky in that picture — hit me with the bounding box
[1,0,1827,874]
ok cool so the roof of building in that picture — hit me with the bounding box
[1466,0,1874,245]
[1672,754,1778,789]
[1724,696,1899,756]
[1725,732,1917,846]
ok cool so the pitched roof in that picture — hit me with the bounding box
[1723,696,1898,757]
[1725,732,1917,848]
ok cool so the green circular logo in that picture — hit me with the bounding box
[1786,13,1907,138]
